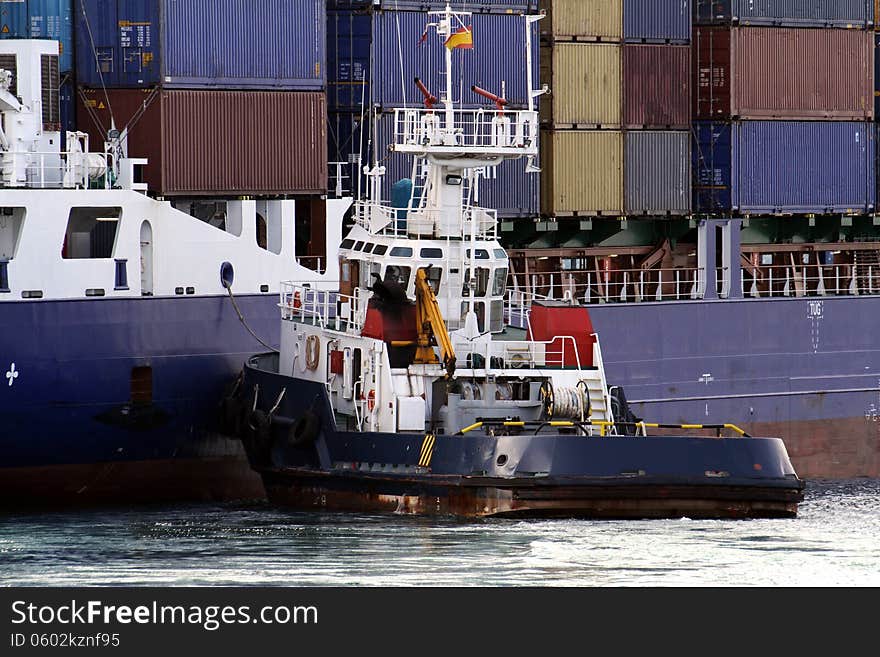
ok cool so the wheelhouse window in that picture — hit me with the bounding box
[389,246,413,257]
[463,267,490,297]
[385,264,411,289]
[62,207,121,259]
[425,266,443,293]
[492,268,508,296]
[420,247,443,259]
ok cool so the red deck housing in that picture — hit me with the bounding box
[526,301,595,368]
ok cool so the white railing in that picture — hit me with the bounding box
[507,261,880,306]
[510,267,709,305]
[743,263,877,299]
[1,149,111,190]
[455,334,584,372]
[279,283,369,334]
[393,108,539,155]
[353,199,498,240]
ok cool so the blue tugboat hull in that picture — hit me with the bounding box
[238,354,805,519]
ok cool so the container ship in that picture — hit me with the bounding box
[0,0,876,508]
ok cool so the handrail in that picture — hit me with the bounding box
[508,260,880,304]
[455,419,751,438]
[454,334,583,371]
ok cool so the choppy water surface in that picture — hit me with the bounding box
[1,479,878,587]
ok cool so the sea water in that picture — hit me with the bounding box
[1,479,878,587]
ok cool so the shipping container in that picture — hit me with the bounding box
[624,0,691,43]
[0,0,73,71]
[623,44,689,128]
[328,9,538,111]
[694,121,875,215]
[695,26,874,121]
[329,110,539,217]
[540,42,621,127]
[624,130,691,215]
[695,0,873,28]
[539,0,622,42]
[74,0,325,89]
[541,130,623,216]
[77,88,328,196]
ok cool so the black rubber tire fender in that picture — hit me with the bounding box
[248,409,272,458]
[287,410,320,448]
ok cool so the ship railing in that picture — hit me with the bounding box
[392,108,539,156]
[1,148,112,190]
[742,263,880,298]
[455,335,583,372]
[504,288,549,329]
[279,283,368,334]
[508,267,709,306]
[353,199,498,239]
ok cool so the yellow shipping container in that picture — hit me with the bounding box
[540,42,621,127]
[540,130,624,216]
[539,0,623,41]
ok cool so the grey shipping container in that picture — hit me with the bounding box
[78,88,328,196]
[624,0,691,43]
[695,0,873,28]
[625,131,691,215]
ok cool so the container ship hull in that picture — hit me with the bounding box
[587,295,880,479]
[0,294,277,508]
[2,288,877,508]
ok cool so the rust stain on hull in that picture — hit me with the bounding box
[264,479,800,520]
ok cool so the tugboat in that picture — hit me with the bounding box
[233,5,805,519]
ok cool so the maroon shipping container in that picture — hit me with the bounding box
[77,88,327,196]
[694,26,874,120]
[623,44,690,128]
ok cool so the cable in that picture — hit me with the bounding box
[225,286,279,354]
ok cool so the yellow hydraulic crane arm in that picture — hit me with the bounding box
[414,267,456,377]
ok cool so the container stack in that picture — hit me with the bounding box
[0,0,76,138]
[73,0,328,197]
[326,0,540,217]
[539,0,692,224]
[693,1,876,216]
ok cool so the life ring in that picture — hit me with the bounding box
[367,389,376,412]
[305,335,320,370]
[286,410,321,448]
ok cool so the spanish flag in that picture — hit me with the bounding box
[445,25,473,50]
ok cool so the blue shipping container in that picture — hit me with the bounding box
[330,110,539,217]
[75,0,325,89]
[695,0,873,28]
[329,9,539,111]
[0,0,74,71]
[624,0,691,43]
[694,121,876,215]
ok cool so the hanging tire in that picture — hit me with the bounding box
[246,409,272,462]
[286,410,320,448]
